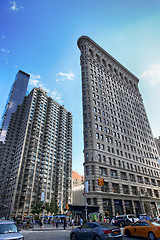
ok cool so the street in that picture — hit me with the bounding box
[22,229,143,240]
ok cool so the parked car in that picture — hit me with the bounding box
[114,215,130,227]
[123,220,160,240]
[0,220,24,240]
[70,222,123,240]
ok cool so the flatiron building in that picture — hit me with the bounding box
[78,36,160,217]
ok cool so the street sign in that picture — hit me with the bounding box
[41,192,45,203]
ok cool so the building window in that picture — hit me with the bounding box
[96,133,99,139]
[86,153,89,161]
[86,166,89,175]
[98,154,101,162]
[87,198,91,205]
[112,183,119,193]
[97,143,100,149]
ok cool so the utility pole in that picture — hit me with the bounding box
[84,181,88,220]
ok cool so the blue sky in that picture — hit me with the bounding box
[1,0,160,175]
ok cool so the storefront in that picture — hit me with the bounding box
[102,199,112,217]
[125,200,133,214]
[134,201,141,215]
[114,200,123,215]
[151,202,157,216]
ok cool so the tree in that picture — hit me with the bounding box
[31,202,43,216]
[45,202,50,215]
[49,199,58,215]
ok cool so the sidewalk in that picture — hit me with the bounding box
[21,223,73,232]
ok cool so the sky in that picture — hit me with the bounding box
[1,0,160,175]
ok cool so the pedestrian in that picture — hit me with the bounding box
[63,218,67,230]
[56,219,59,228]
[80,218,83,226]
[40,220,43,230]
[72,219,74,229]
[111,217,115,225]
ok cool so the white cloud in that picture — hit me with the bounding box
[29,73,50,93]
[139,64,160,85]
[1,35,6,40]
[1,49,10,54]
[1,49,10,64]
[29,74,41,86]
[56,71,75,82]
[51,89,62,103]
[10,1,23,12]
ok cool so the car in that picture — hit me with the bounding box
[114,215,130,227]
[126,214,139,223]
[70,222,123,240]
[0,220,24,240]
[123,220,160,240]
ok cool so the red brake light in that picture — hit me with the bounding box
[103,230,112,234]
[157,227,160,230]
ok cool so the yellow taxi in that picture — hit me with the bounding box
[123,220,160,240]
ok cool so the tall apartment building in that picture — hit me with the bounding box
[0,87,72,218]
[78,36,160,217]
[0,70,30,143]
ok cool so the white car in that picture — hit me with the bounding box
[0,220,24,240]
[127,214,139,223]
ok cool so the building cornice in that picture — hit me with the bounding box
[77,35,139,83]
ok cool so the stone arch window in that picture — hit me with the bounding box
[108,63,112,72]
[89,49,93,57]
[119,72,123,79]
[114,68,118,75]
[124,76,128,83]
[129,80,133,87]
[134,83,138,90]
[96,54,100,62]
[102,59,106,67]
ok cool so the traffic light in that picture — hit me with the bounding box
[97,178,101,186]
[101,178,104,186]
[66,204,69,210]
[97,178,104,186]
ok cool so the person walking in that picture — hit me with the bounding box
[71,218,74,229]
[111,217,115,226]
[63,218,67,230]
[80,218,83,226]
[40,220,43,230]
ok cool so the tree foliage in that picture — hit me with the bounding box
[31,202,43,215]
[31,199,58,216]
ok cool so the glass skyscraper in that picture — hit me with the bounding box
[0,70,30,143]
